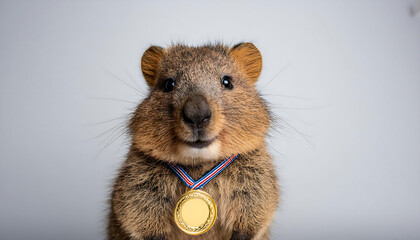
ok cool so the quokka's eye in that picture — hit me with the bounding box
[221,75,233,90]
[164,78,175,92]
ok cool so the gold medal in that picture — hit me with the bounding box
[168,155,238,235]
[174,190,217,235]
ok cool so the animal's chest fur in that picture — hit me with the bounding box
[110,150,277,240]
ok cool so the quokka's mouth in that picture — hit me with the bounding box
[183,138,215,149]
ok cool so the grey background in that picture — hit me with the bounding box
[1,0,420,239]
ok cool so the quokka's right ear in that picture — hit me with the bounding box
[229,42,262,83]
[141,46,164,86]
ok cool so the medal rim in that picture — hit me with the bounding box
[174,189,217,235]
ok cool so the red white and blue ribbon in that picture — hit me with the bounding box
[168,154,239,190]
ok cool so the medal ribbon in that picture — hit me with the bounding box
[168,154,239,190]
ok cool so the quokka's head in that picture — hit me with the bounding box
[130,43,271,165]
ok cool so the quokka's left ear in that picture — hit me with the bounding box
[141,46,165,87]
[229,42,263,83]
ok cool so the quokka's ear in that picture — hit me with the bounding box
[141,46,164,86]
[229,42,263,83]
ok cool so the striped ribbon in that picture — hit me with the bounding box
[168,154,239,190]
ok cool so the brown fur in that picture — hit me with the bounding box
[108,43,280,240]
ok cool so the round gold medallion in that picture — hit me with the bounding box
[174,190,217,235]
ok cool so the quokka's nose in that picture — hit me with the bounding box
[182,95,212,129]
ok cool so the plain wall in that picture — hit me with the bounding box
[1,0,420,239]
